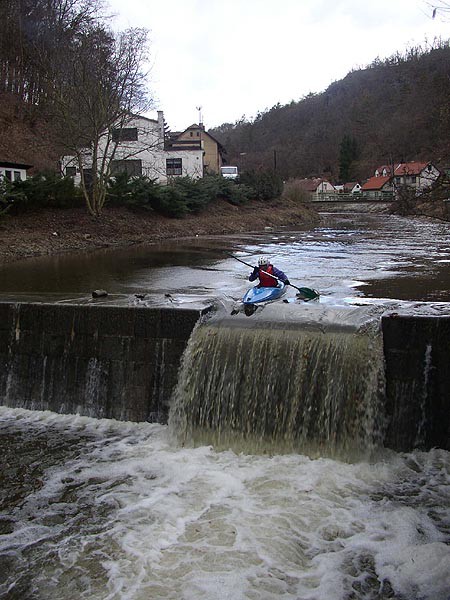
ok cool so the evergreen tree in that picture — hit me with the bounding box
[338,135,358,182]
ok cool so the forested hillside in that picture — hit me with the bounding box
[1,2,449,187]
[210,42,450,182]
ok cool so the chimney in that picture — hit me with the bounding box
[157,110,165,141]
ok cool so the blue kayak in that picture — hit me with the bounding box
[243,282,287,305]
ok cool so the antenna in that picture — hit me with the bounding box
[196,105,203,125]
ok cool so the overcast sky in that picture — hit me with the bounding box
[107,0,449,132]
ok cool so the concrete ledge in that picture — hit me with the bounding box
[0,302,210,422]
[1,304,449,451]
[382,315,450,451]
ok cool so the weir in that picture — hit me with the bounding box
[0,302,208,422]
[0,302,449,452]
[170,316,386,459]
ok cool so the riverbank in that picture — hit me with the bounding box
[0,198,321,265]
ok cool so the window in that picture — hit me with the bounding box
[111,127,138,142]
[82,168,93,186]
[66,166,77,177]
[14,171,21,181]
[166,158,182,176]
[111,159,142,177]
[4,170,12,181]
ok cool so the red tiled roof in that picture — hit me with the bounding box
[361,175,391,190]
[394,162,429,176]
[344,181,359,190]
[296,178,329,191]
[375,165,392,175]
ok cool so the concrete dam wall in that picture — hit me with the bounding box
[0,302,206,423]
[382,315,450,451]
[0,302,449,451]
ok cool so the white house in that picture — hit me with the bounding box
[393,161,440,193]
[0,161,31,182]
[373,161,440,194]
[61,111,204,185]
[344,181,362,194]
[295,178,336,200]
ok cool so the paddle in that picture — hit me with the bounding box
[224,251,320,300]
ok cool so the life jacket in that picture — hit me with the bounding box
[259,265,278,287]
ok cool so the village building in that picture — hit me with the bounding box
[361,175,393,199]
[371,161,440,196]
[344,181,362,194]
[295,178,336,200]
[61,111,205,185]
[392,161,440,192]
[168,124,224,175]
[0,161,31,182]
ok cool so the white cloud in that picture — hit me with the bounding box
[107,0,450,130]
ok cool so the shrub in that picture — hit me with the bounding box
[239,170,283,200]
[1,172,83,212]
[0,178,26,216]
[282,179,313,203]
[150,185,189,218]
[19,172,83,208]
[106,172,257,217]
[107,174,160,209]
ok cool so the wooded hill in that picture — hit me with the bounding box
[210,42,450,183]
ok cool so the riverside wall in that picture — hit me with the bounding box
[382,314,450,451]
[0,302,208,423]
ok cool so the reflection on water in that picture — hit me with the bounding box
[0,213,450,304]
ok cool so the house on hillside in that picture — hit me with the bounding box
[393,161,440,193]
[61,111,204,185]
[296,178,335,200]
[344,182,361,194]
[374,165,393,177]
[0,161,31,182]
[373,161,440,195]
[361,175,393,199]
[168,124,224,175]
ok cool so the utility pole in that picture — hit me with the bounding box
[196,105,203,127]
[196,106,205,174]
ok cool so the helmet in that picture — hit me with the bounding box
[258,256,270,266]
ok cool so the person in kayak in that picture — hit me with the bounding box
[249,256,290,288]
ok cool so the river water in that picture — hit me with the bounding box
[1,212,450,305]
[1,211,450,599]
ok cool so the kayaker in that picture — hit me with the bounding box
[249,256,290,288]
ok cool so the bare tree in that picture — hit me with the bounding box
[427,1,450,20]
[50,25,153,216]
[0,0,104,106]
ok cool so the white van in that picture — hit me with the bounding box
[220,166,239,180]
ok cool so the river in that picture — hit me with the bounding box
[0,211,449,599]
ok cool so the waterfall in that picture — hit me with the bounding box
[170,316,387,458]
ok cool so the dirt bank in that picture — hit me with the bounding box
[0,198,321,265]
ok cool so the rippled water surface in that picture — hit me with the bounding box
[1,212,450,305]
[1,211,450,598]
[1,407,449,600]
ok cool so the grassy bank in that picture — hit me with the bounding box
[0,198,321,265]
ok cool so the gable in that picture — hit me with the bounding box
[362,175,391,190]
